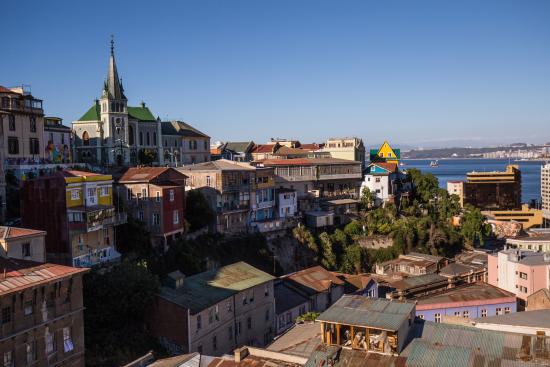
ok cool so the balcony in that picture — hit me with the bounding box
[68,206,127,233]
[217,202,250,213]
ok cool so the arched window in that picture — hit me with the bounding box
[139,132,143,145]
[146,132,150,146]
[153,132,157,146]
[82,131,90,146]
[110,102,115,112]
[128,125,134,145]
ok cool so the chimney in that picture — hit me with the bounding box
[234,347,249,362]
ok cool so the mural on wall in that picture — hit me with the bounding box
[45,140,71,163]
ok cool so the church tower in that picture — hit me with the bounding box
[99,36,130,165]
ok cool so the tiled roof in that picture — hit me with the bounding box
[225,141,255,153]
[275,146,310,156]
[299,143,324,151]
[368,162,398,173]
[159,262,275,314]
[77,103,100,121]
[317,295,415,331]
[333,273,374,291]
[0,86,20,94]
[128,106,156,122]
[118,167,187,183]
[161,120,209,138]
[0,258,88,295]
[251,144,277,154]
[283,266,344,295]
[177,159,256,172]
[0,226,46,240]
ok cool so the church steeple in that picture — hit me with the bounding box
[103,35,126,100]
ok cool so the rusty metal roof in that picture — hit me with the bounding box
[0,226,45,240]
[0,258,88,295]
[283,266,345,295]
[415,283,516,310]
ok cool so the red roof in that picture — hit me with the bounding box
[284,265,344,293]
[260,157,359,166]
[370,162,398,173]
[0,226,46,240]
[0,86,20,94]
[118,167,187,183]
[251,144,276,153]
[62,170,102,177]
[0,258,88,295]
[300,143,324,151]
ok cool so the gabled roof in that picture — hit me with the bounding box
[118,167,187,183]
[367,162,398,174]
[77,103,101,121]
[128,105,156,122]
[177,159,256,172]
[300,143,324,151]
[0,226,46,240]
[225,141,255,153]
[161,120,209,138]
[283,265,344,295]
[415,283,515,309]
[251,144,277,154]
[275,146,310,156]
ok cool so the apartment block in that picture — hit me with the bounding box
[150,262,276,356]
[488,248,550,303]
[21,170,126,267]
[464,164,521,210]
[44,116,72,163]
[0,85,45,164]
[161,120,211,166]
[0,251,88,366]
[118,167,187,247]
[322,137,365,168]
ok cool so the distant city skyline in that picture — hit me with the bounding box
[2,0,550,146]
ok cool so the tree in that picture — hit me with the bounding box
[318,232,337,270]
[84,260,160,367]
[360,187,375,209]
[339,243,364,274]
[138,149,157,165]
[116,216,153,258]
[408,168,439,203]
[461,205,492,249]
[185,189,215,232]
[344,220,363,236]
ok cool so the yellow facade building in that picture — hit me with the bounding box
[370,141,401,164]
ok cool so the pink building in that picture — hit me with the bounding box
[488,249,550,304]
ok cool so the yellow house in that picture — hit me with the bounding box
[370,141,400,164]
[63,170,125,267]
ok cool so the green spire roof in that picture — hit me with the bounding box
[128,106,156,122]
[77,103,100,121]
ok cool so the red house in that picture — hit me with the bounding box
[118,167,187,248]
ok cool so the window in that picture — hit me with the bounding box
[463,310,470,318]
[454,311,460,316]
[45,328,55,355]
[209,308,214,324]
[418,314,424,320]
[30,138,39,155]
[24,301,33,316]
[496,307,503,315]
[152,213,160,226]
[127,188,132,200]
[197,315,202,330]
[247,316,252,329]
[7,137,18,155]
[139,132,143,145]
[173,210,179,224]
[242,294,247,305]
[169,190,175,202]
[206,176,211,187]
[264,284,269,297]
[204,141,208,150]
[153,132,157,145]
[101,187,109,196]
[197,345,203,354]
[146,132,150,145]
[142,188,147,198]
[156,191,161,202]
[249,290,254,303]
[30,116,36,132]
[505,307,511,314]
[82,131,89,146]
[63,327,74,352]
[138,211,144,221]
[481,309,487,317]
[8,115,15,131]
[1,307,11,324]
[265,308,270,321]
[237,321,242,336]
[3,351,12,367]
[212,335,217,351]
[434,313,441,323]
[26,341,36,364]
[22,243,31,258]
[519,272,528,280]
[228,326,233,340]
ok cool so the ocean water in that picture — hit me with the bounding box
[402,159,545,203]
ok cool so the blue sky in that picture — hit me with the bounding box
[3,0,550,147]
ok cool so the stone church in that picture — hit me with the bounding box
[72,39,164,166]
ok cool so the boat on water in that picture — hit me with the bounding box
[399,161,406,167]
[429,160,439,167]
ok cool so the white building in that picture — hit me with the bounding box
[361,162,406,206]
[277,188,297,218]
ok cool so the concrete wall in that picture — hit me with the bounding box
[417,300,517,322]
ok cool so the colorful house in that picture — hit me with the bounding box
[369,141,400,164]
[361,161,410,206]
[21,170,127,267]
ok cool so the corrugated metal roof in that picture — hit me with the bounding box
[317,295,415,331]
[283,266,345,294]
[160,262,275,314]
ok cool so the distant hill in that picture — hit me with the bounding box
[403,145,546,159]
